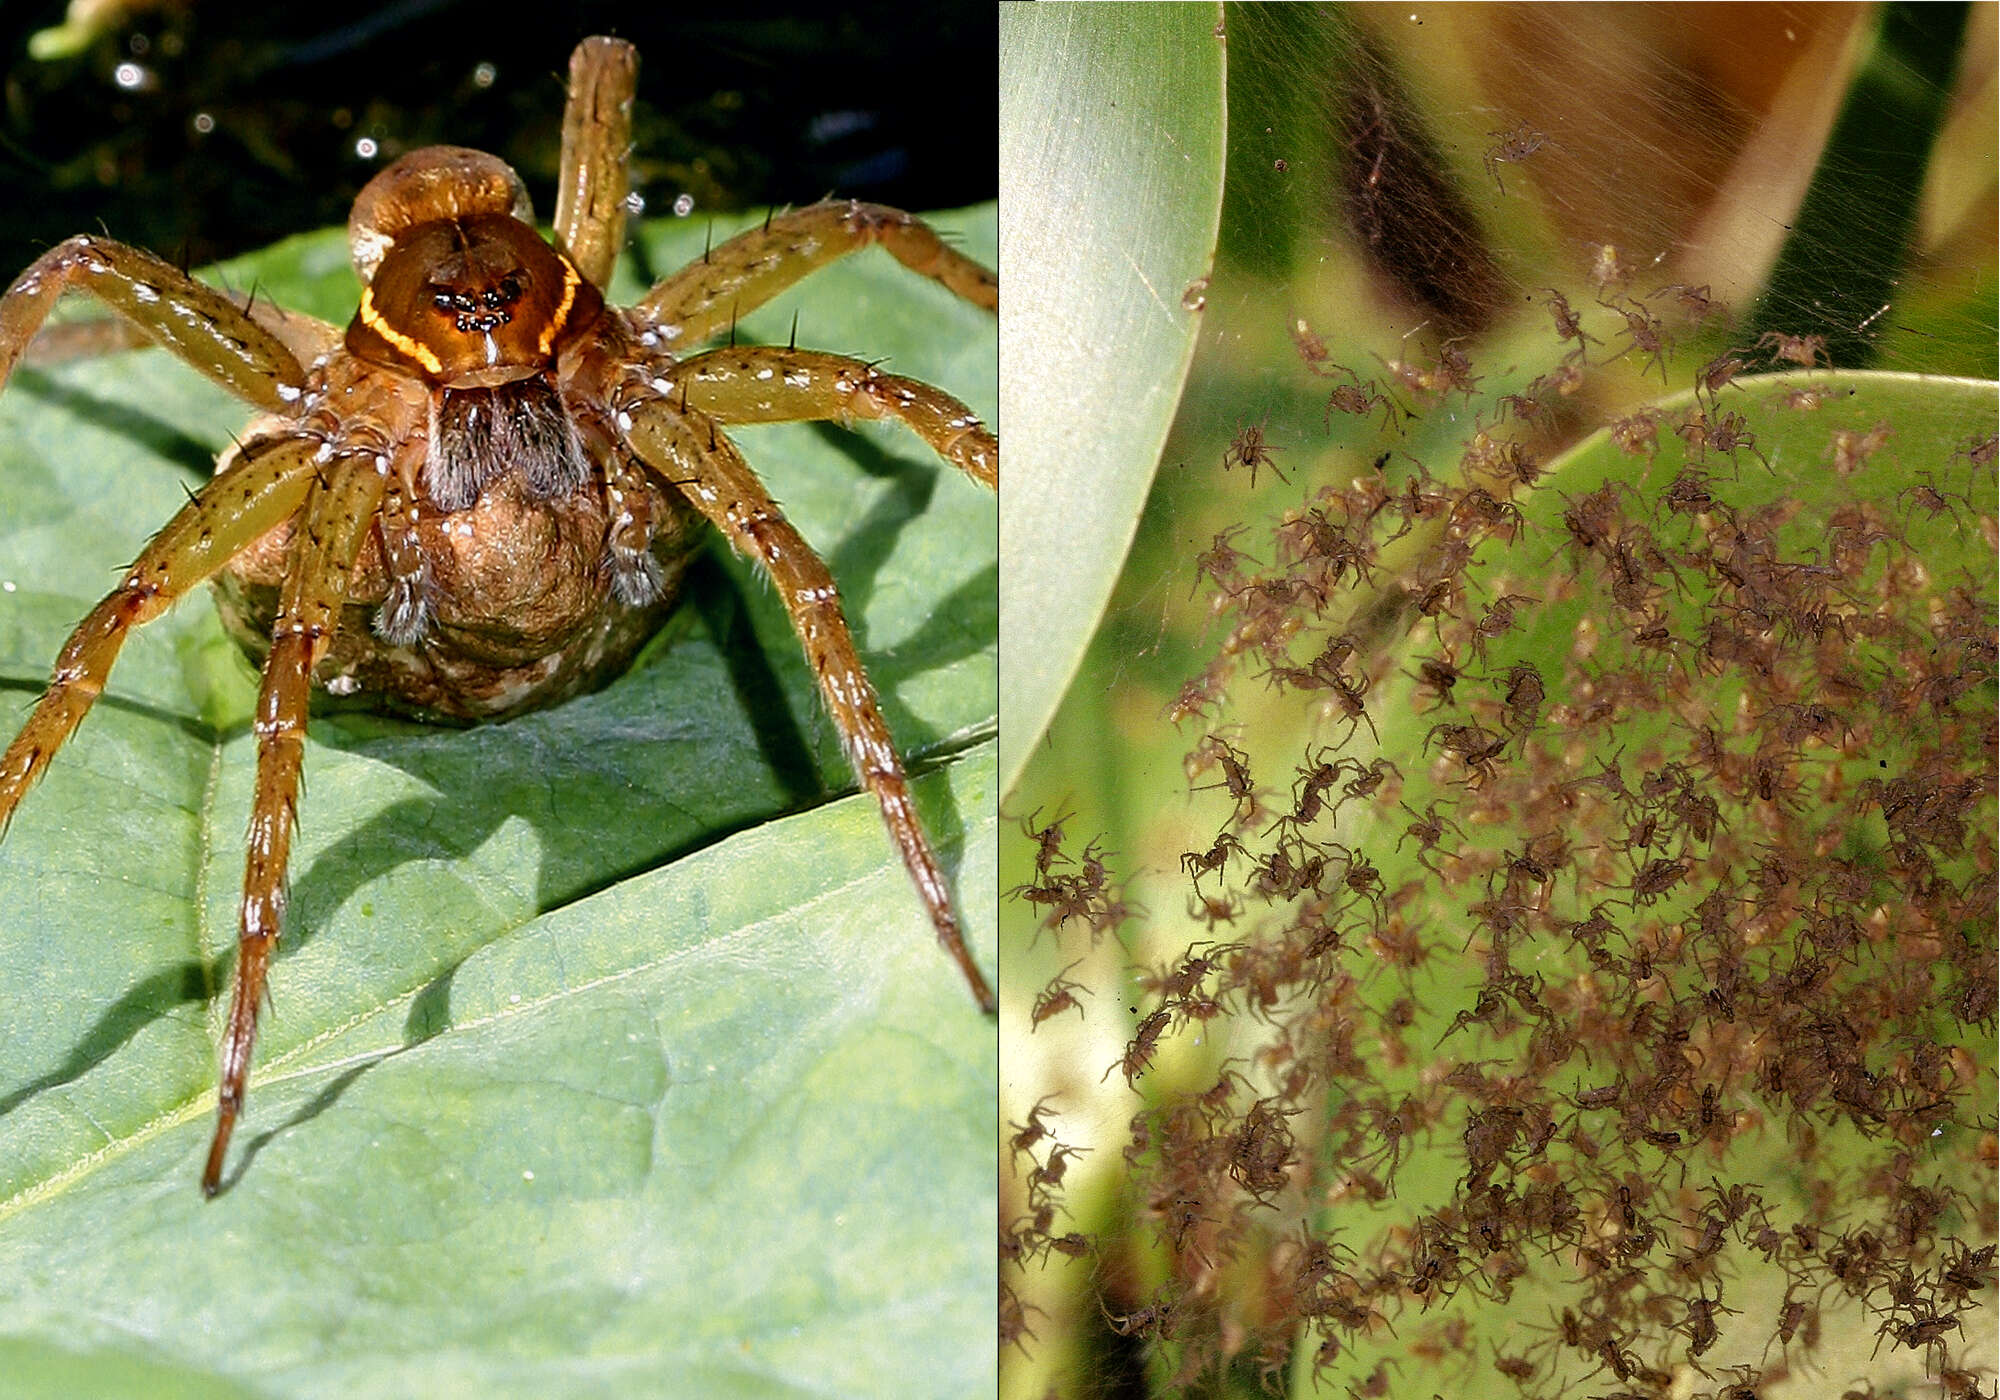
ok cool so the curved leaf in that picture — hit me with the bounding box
[998,3,1226,797]
[0,207,996,1397]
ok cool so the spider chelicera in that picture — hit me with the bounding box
[0,37,997,1195]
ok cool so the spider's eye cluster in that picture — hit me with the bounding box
[431,274,524,334]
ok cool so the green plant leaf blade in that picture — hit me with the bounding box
[0,747,998,1399]
[998,3,1226,798]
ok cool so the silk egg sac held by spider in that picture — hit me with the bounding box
[0,35,997,1195]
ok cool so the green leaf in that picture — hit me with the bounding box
[998,3,1227,797]
[0,207,996,1398]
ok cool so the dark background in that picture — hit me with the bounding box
[0,2,996,270]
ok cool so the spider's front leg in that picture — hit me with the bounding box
[625,403,995,1014]
[638,201,998,345]
[0,438,320,832]
[0,235,306,409]
[204,459,389,1197]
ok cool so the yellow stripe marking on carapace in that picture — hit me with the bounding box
[358,285,444,375]
[539,256,580,357]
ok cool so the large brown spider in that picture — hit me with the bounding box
[0,37,996,1195]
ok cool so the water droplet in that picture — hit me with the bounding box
[1182,277,1210,313]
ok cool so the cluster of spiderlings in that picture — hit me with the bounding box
[1002,1093,1094,1352]
[1006,283,1996,1395]
[1008,807,1139,951]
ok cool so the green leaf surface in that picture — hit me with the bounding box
[998,3,1226,798]
[0,207,996,1398]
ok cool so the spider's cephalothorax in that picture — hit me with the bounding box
[344,155,603,516]
[0,36,997,1196]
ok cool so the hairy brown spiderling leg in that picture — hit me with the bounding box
[0,236,306,409]
[625,403,996,1013]
[0,439,320,835]
[670,348,998,488]
[553,36,638,290]
[204,461,388,1197]
[638,201,998,344]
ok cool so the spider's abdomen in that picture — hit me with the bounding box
[212,438,703,722]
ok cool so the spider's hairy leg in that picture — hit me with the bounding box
[21,287,340,372]
[637,201,997,344]
[204,459,388,1197]
[552,35,637,290]
[0,235,305,411]
[670,347,998,488]
[0,438,319,835]
[625,402,996,1013]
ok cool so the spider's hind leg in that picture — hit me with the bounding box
[623,398,995,1013]
[0,235,306,410]
[552,36,639,291]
